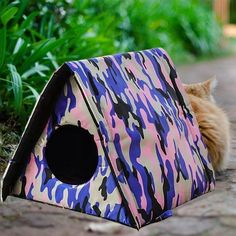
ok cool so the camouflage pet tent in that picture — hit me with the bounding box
[1,48,215,229]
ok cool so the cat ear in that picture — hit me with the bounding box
[209,76,217,92]
[202,76,217,94]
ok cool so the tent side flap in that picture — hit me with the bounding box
[1,64,73,201]
[2,71,137,228]
[66,48,215,227]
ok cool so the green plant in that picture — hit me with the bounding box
[0,0,222,128]
[0,0,116,125]
[120,0,188,59]
[0,0,68,123]
[172,0,222,55]
[119,0,222,56]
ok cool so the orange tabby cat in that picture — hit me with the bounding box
[183,78,231,172]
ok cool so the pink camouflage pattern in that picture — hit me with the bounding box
[3,48,215,229]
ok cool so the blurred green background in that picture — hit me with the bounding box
[230,0,236,23]
[0,0,224,127]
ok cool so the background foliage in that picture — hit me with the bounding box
[0,0,222,127]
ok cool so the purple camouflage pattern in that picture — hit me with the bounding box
[8,48,215,229]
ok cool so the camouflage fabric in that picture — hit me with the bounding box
[1,48,215,229]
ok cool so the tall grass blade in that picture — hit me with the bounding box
[19,38,67,73]
[7,64,23,114]
[0,27,6,69]
[0,7,18,25]
[25,84,39,100]
[13,0,29,23]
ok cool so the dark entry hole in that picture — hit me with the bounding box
[45,125,98,185]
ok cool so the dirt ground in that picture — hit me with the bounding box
[0,55,236,236]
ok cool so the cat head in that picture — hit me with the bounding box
[183,77,217,102]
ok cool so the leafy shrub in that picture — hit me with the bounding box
[0,0,68,123]
[0,0,222,127]
[171,0,222,55]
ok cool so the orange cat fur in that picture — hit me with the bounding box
[183,78,231,172]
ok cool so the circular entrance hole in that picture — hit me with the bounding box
[45,125,98,185]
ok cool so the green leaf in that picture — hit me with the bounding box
[19,38,67,73]
[13,0,29,24]
[0,7,18,25]
[39,14,47,36]
[46,52,59,69]
[13,37,24,54]
[47,15,54,38]
[23,95,36,102]
[7,64,23,114]
[25,84,39,100]
[13,38,28,65]
[0,26,6,69]
[22,63,50,79]
[20,12,38,31]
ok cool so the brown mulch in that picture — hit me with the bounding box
[0,121,20,174]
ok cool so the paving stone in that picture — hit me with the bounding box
[206,225,236,236]
[219,216,236,228]
[176,191,236,217]
[155,217,215,236]
[18,213,55,228]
